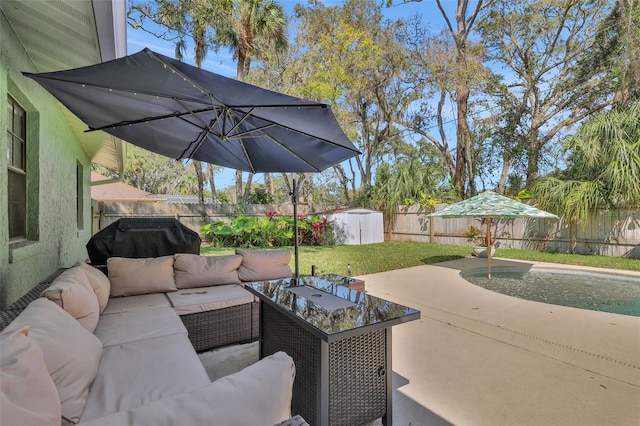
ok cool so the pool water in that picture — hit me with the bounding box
[461,268,640,317]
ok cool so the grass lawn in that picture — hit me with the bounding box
[200,241,640,275]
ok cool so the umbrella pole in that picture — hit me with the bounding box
[487,219,492,279]
[292,177,299,281]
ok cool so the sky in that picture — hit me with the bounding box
[125,0,460,191]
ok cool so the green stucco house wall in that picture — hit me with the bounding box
[0,1,126,308]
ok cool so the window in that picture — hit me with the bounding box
[7,96,26,240]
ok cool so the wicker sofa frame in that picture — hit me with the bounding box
[0,269,65,331]
[0,267,308,426]
[0,268,259,354]
[181,301,259,352]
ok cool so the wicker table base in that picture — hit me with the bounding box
[260,303,391,426]
[247,276,419,426]
[180,302,259,352]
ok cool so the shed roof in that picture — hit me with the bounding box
[318,207,381,215]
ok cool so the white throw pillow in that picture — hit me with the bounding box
[236,248,292,282]
[108,256,176,297]
[174,253,242,288]
[76,351,295,426]
[42,267,100,332]
[2,299,102,424]
[77,263,111,313]
[0,327,61,426]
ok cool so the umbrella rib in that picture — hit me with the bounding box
[219,108,360,153]
[174,100,227,159]
[22,73,216,108]
[239,126,322,172]
[224,107,255,138]
[227,124,276,139]
[237,139,256,173]
[256,121,360,153]
[226,108,256,173]
[146,50,228,106]
[172,97,224,134]
[86,106,220,132]
[145,51,329,109]
[145,50,331,110]
[179,126,210,161]
[27,71,328,110]
[176,106,257,172]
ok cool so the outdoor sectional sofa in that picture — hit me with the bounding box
[0,249,301,426]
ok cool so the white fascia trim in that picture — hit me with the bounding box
[93,0,127,60]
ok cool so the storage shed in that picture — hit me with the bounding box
[324,208,384,245]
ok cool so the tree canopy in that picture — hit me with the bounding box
[124,0,640,221]
[94,145,197,195]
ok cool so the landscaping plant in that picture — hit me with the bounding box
[200,211,336,248]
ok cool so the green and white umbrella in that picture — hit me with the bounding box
[428,191,558,278]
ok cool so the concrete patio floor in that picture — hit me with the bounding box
[200,258,640,425]
[364,258,640,426]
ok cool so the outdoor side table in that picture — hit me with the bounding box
[246,275,420,426]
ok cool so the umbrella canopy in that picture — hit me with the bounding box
[23,48,360,173]
[24,48,361,279]
[428,191,559,278]
[429,191,559,219]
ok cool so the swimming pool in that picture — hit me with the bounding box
[461,267,640,317]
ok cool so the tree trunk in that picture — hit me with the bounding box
[281,173,292,198]
[454,25,471,198]
[526,143,541,186]
[243,173,254,200]
[303,174,315,212]
[497,157,512,195]
[348,159,357,196]
[264,172,272,197]
[334,165,351,203]
[193,161,205,204]
[207,163,217,204]
[454,96,470,196]
[235,170,243,204]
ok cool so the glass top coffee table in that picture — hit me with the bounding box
[246,275,420,426]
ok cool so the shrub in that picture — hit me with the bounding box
[200,211,336,248]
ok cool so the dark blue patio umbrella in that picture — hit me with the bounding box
[24,48,360,278]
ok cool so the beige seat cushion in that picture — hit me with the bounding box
[42,267,100,332]
[166,285,256,316]
[174,253,242,288]
[77,263,111,313]
[102,293,170,315]
[0,327,61,426]
[236,248,292,282]
[108,256,176,297]
[2,299,102,424]
[79,333,210,423]
[78,351,295,426]
[94,306,187,347]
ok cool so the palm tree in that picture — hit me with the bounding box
[532,101,640,225]
[370,159,445,236]
[214,0,288,203]
[130,0,231,204]
[216,0,288,81]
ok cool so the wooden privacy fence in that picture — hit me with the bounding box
[389,205,640,258]
[91,201,307,236]
[91,200,640,258]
